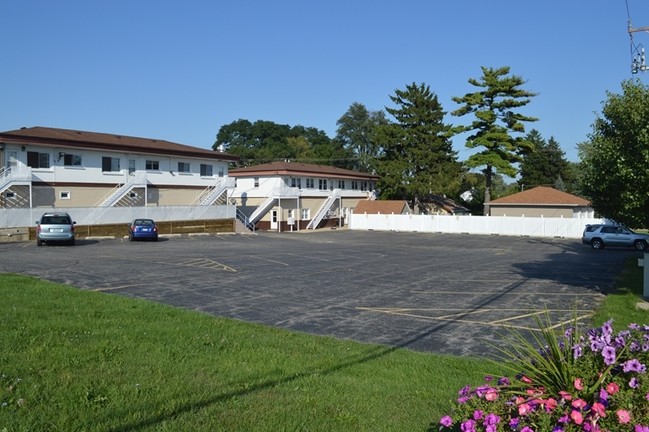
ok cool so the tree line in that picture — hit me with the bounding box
[214,66,649,227]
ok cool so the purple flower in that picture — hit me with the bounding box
[460,419,476,432]
[602,345,616,365]
[439,415,453,427]
[521,427,535,432]
[635,426,649,432]
[484,413,500,426]
[630,377,640,389]
[509,418,520,428]
[552,427,565,432]
[498,377,510,386]
[622,358,647,373]
[473,410,484,421]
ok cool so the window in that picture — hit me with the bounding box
[306,178,314,189]
[351,180,358,190]
[146,160,159,170]
[200,164,213,176]
[318,179,327,190]
[291,177,302,188]
[301,208,310,219]
[178,162,190,173]
[254,177,259,187]
[218,168,224,177]
[27,151,50,169]
[5,191,15,199]
[61,154,82,166]
[102,157,120,172]
[287,209,294,219]
[361,181,368,191]
[59,191,70,200]
[338,180,345,189]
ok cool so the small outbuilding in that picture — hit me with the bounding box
[488,186,594,218]
[353,200,411,215]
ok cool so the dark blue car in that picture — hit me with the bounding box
[129,219,159,241]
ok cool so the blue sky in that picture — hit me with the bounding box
[2,1,649,163]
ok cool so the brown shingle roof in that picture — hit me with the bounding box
[489,186,590,206]
[229,161,379,180]
[353,200,410,214]
[0,126,239,161]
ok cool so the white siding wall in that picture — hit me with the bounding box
[5,144,229,187]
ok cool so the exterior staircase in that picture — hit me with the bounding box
[97,171,147,207]
[306,189,341,229]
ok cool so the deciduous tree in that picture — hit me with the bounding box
[579,79,649,227]
[335,102,387,172]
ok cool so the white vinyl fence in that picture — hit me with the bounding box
[348,213,606,239]
[0,205,236,228]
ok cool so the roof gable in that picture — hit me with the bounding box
[0,126,239,161]
[489,186,590,206]
[354,200,410,214]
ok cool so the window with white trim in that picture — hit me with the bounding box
[306,178,314,188]
[27,151,50,169]
[338,180,345,189]
[102,156,120,172]
[318,179,327,190]
[62,154,82,166]
[254,177,259,187]
[59,191,70,200]
[178,162,190,173]
[146,160,160,170]
[200,164,213,176]
[301,208,310,219]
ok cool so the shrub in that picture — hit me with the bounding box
[438,318,649,431]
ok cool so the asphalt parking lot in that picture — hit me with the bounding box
[0,230,636,358]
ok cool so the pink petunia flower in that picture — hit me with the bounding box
[591,402,607,417]
[559,390,572,401]
[574,378,584,391]
[484,388,498,401]
[616,409,631,424]
[606,382,619,395]
[572,399,587,409]
[440,416,453,427]
[571,410,584,425]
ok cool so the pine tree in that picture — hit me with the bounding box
[452,66,537,214]
[376,82,462,211]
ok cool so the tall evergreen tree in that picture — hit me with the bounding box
[452,66,537,214]
[519,130,574,192]
[375,82,463,211]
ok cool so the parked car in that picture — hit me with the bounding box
[128,219,158,241]
[35,212,76,246]
[582,224,649,251]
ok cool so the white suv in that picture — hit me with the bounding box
[582,224,649,251]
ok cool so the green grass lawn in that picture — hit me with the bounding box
[1,257,648,432]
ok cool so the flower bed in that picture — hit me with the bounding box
[438,319,648,431]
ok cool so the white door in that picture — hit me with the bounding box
[271,210,278,230]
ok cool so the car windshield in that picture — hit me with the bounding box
[134,220,154,225]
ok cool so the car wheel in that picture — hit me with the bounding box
[591,238,604,250]
[634,240,647,251]
[69,238,75,246]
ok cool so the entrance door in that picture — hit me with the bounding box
[128,159,136,175]
[270,210,278,230]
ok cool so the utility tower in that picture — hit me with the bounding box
[628,1,649,73]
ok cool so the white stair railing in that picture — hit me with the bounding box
[306,189,340,229]
[97,171,147,207]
